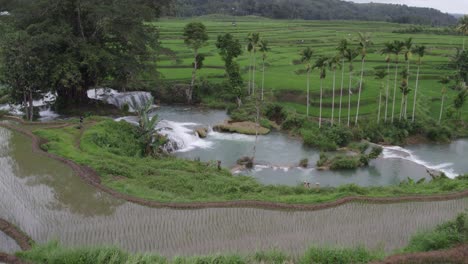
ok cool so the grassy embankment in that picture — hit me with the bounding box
[30,119,468,204]
[16,212,468,264]
[154,16,468,122]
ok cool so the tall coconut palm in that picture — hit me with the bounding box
[300,47,314,117]
[328,55,341,126]
[454,89,468,121]
[402,38,413,120]
[438,76,450,125]
[457,15,468,50]
[248,33,260,96]
[314,56,329,128]
[374,69,388,124]
[337,39,349,124]
[411,45,426,122]
[355,32,372,125]
[399,69,411,121]
[381,42,394,122]
[391,40,405,123]
[344,48,359,127]
[258,40,270,101]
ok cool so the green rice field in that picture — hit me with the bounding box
[155,16,468,120]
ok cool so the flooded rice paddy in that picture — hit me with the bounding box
[1,126,468,256]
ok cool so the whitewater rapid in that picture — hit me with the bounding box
[382,146,458,179]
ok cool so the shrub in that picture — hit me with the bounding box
[302,128,338,151]
[299,158,309,168]
[281,114,306,130]
[316,153,329,167]
[300,246,383,264]
[426,126,452,142]
[330,155,360,170]
[404,213,468,253]
[265,103,287,124]
[368,146,383,159]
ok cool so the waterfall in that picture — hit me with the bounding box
[88,88,154,112]
[0,92,59,120]
[382,146,457,179]
[115,116,213,153]
[156,120,212,152]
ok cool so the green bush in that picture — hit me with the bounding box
[330,155,360,170]
[368,146,383,159]
[265,103,287,124]
[300,246,383,264]
[404,213,468,253]
[302,129,338,151]
[426,126,452,142]
[281,114,306,130]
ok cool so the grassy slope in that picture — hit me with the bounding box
[32,119,468,204]
[154,16,468,121]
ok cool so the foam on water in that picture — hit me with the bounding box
[382,146,457,179]
[209,131,256,142]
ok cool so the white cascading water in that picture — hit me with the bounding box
[156,120,213,152]
[115,116,213,153]
[382,146,457,179]
[88,88,154,112]
[0,92,59,120]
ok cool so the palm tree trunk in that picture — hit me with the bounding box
[399,95,404,121]
[252,50,257,95]
[306,69,310,117]
[348,70,353,127]
[248,51,252,95]
[385,62,390,122]
[405,61,411,119]
[339,59,345,124]
[355,58,365,125]
[378,88,382,124]
[412,64,420,122]
[391,61,399,123]
[331,69,336,126]
[261,58,265,101]
[189,49,198,104]
[28,90,33,122]
[319,77,323,128]
[439,94,445,125]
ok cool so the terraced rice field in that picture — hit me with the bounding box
[155,16,468,120]
[1,127,468,257]
[0,231,20,254]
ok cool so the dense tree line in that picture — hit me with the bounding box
[166,0,457,26]
[0,0,171,117]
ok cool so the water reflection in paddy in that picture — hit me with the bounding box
[1,126,468,256]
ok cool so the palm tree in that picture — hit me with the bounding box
[337,39,349,124]
[381,42,394,122]
[247,33,260,96]
[391,40,405,123]
[374,69,388,124]
[457,15,468,50]
[355,32,372,125]
[454,89,468,121]
[411,45,426,122]
[258,40,270,101]
[328,55,341,126]
[300,47,314,117]
[314,56,329,128]
[344,48,359,127]
[402,38,413,120]
[438,76,450,125]
[399,69,411,121]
